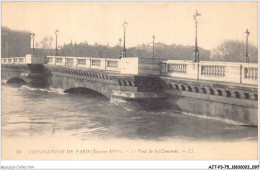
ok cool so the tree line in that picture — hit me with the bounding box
[58,41,211,61]
[211,40,258,63]
[36,37,258,63]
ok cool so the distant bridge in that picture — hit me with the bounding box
[1,54,258,126]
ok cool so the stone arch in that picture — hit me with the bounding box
[6,77,27,84]
[64,87,110,99]
[49,74,113,99]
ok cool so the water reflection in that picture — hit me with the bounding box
[1,82,258,142]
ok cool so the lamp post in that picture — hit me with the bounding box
[31,33,36,53]
[3,39,6,58]
[152,35,155,57]
[122,21,128,58]
[193,9,201,63]
[55,29,59,56]
[245,29,250,63]
[119,38,122,58]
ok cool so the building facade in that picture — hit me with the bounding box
[1,26,32,58]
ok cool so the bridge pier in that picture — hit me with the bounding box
[161,77,258,126]
[2,64,44,84]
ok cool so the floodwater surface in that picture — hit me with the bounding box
[2,81,257,142]
[1,81,258,160]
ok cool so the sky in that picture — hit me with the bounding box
[2,1,258,51]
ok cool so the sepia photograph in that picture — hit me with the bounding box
[1,1,258,168]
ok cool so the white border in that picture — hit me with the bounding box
[0,0,259,169]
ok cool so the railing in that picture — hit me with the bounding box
[162,60,258,85]
[91,59,101,66]
[14,58,18,63]
[46,56,161,76]
[106,59,119,71]
[2,55,258,85]
[2,57,27,64]
[244,67,258,80]
[161,60,197,79]
[107,60,118,67]
[46,56,121,72]
[77,58,86,65]
[2,54,46,65]
[2,55,160,76]
[65,58,74,67]
[168,64,187,74]
[201,65,225,77]
[76,57,90,68]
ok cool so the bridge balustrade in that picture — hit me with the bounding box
[8,58,13,64]
[201,65,225,77]
[4,55,256,86]
[46,56,55,65]
[163,60,258,85]
[55,57,66,66]
[13,58,18,64]
[162,60,198,79]
[1,57,26,64]
[1,53,45,65]
[2,58,8,64]
[46,57,159,75]
[45,56,161,75]
[65,57,77,67]
[90,58,105,70]
[168,63,187,74]
[76,57,90,68]
[46,56,121,72]
[18,57,25,63]
[242,63,258,85]
[105,59,120,71]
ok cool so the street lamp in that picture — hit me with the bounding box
[3,39,6,58]
[122,21,128,58]
[55,29,59,56]
[119,38,122,58]
[31,33,36,53]
[244,29,250,63]
[193,9,201,63]
[152,35,156,57]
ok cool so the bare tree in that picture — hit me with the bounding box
[40,36,53,49]
[212,40,258,63]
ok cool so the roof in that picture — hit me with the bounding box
[2,26,31,34]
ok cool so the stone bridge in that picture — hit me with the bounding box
[43,64,166,100]
[1,64,45,84]
[1,55,167,103]
[1,54,258,126]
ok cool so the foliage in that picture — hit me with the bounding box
[39,36,53,49]
[59,42,211,61]
[211,40,258,63]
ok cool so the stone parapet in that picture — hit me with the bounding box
[162,60,258,86]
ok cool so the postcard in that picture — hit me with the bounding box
[1,1,258,168]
